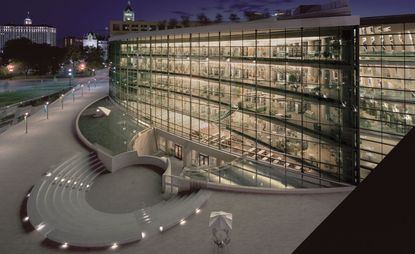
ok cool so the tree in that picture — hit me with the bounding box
[168,18,179,28]
[197,13,211,26]
[2,38,34,76]
[158,20,167,30]
[64,45,82,63]
[229,13,240,22]
[2,38,65,76]
[180,15,190,27]
[83,47,104,70]
[215,13,223,23]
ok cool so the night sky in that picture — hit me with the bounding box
[1,0,415,44]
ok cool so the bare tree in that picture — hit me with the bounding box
[229,13,240,22]
[168,18,179,28]
[197,13,211,26]
[215,13,223,23]
[180,15,190,27]
[158,20,167,30]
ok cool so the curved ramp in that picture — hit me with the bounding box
[27,153,210,248]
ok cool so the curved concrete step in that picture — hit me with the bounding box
[27,153,210,248]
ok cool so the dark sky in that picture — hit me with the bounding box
[1,0,415,43]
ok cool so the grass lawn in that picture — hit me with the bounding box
[78,98,145,155]
[0,87,70,107]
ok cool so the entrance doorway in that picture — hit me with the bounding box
[199,153,209,166]
[174,144,183,160]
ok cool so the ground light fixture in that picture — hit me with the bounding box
[159,226,163,232]
[72,88,75,102]
[195,208,201,214]
[81,84,84,97]
[36,223,45,231]
[180,219,186,225]
[22,216,29,222]
[141,232,146,238]
[61,242,68,249]
[110,243,119,249]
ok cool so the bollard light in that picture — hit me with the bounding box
[61,94,64,109]
[45,102,49,119]
[24,112,29,134]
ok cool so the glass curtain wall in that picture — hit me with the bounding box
[110,25,359,185]
[359,21,415,179]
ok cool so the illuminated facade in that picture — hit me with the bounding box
[109,16,361,185]
[359,15,415,179]
[0,14,56,51]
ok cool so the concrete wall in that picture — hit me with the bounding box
[133,128,158,155]
[96,149,169,173]
[166,174,354,195]
[154,128,237,164]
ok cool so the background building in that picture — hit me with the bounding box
[64,36,83,48]
[82,32,109,60]
[123,1,135,22]
[0,13,56,52]
[110,1,195,37]
[83,32,98,48]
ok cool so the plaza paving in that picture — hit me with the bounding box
[0,70,351,254]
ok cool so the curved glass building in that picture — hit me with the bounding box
[109,16,361,185]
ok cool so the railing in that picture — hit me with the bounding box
[181,157,351,190]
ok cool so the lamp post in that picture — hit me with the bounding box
[68,69,73,86]
[45,102,49,119]
[72,88,75,103]
[81,84,84,97]
[24,112,29,134]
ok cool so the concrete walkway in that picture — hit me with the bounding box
[0,70,350,254]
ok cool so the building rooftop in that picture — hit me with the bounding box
[1,23,56,28]
[110,15,360,41]
[361,13,415,25]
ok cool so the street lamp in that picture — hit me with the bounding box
[45,102,49,119]
[60,94,64,109]
[24,112,29,134]
[7,64,14,73]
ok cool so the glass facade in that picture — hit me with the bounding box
[359,19,415,179]
[109,22,360,185]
